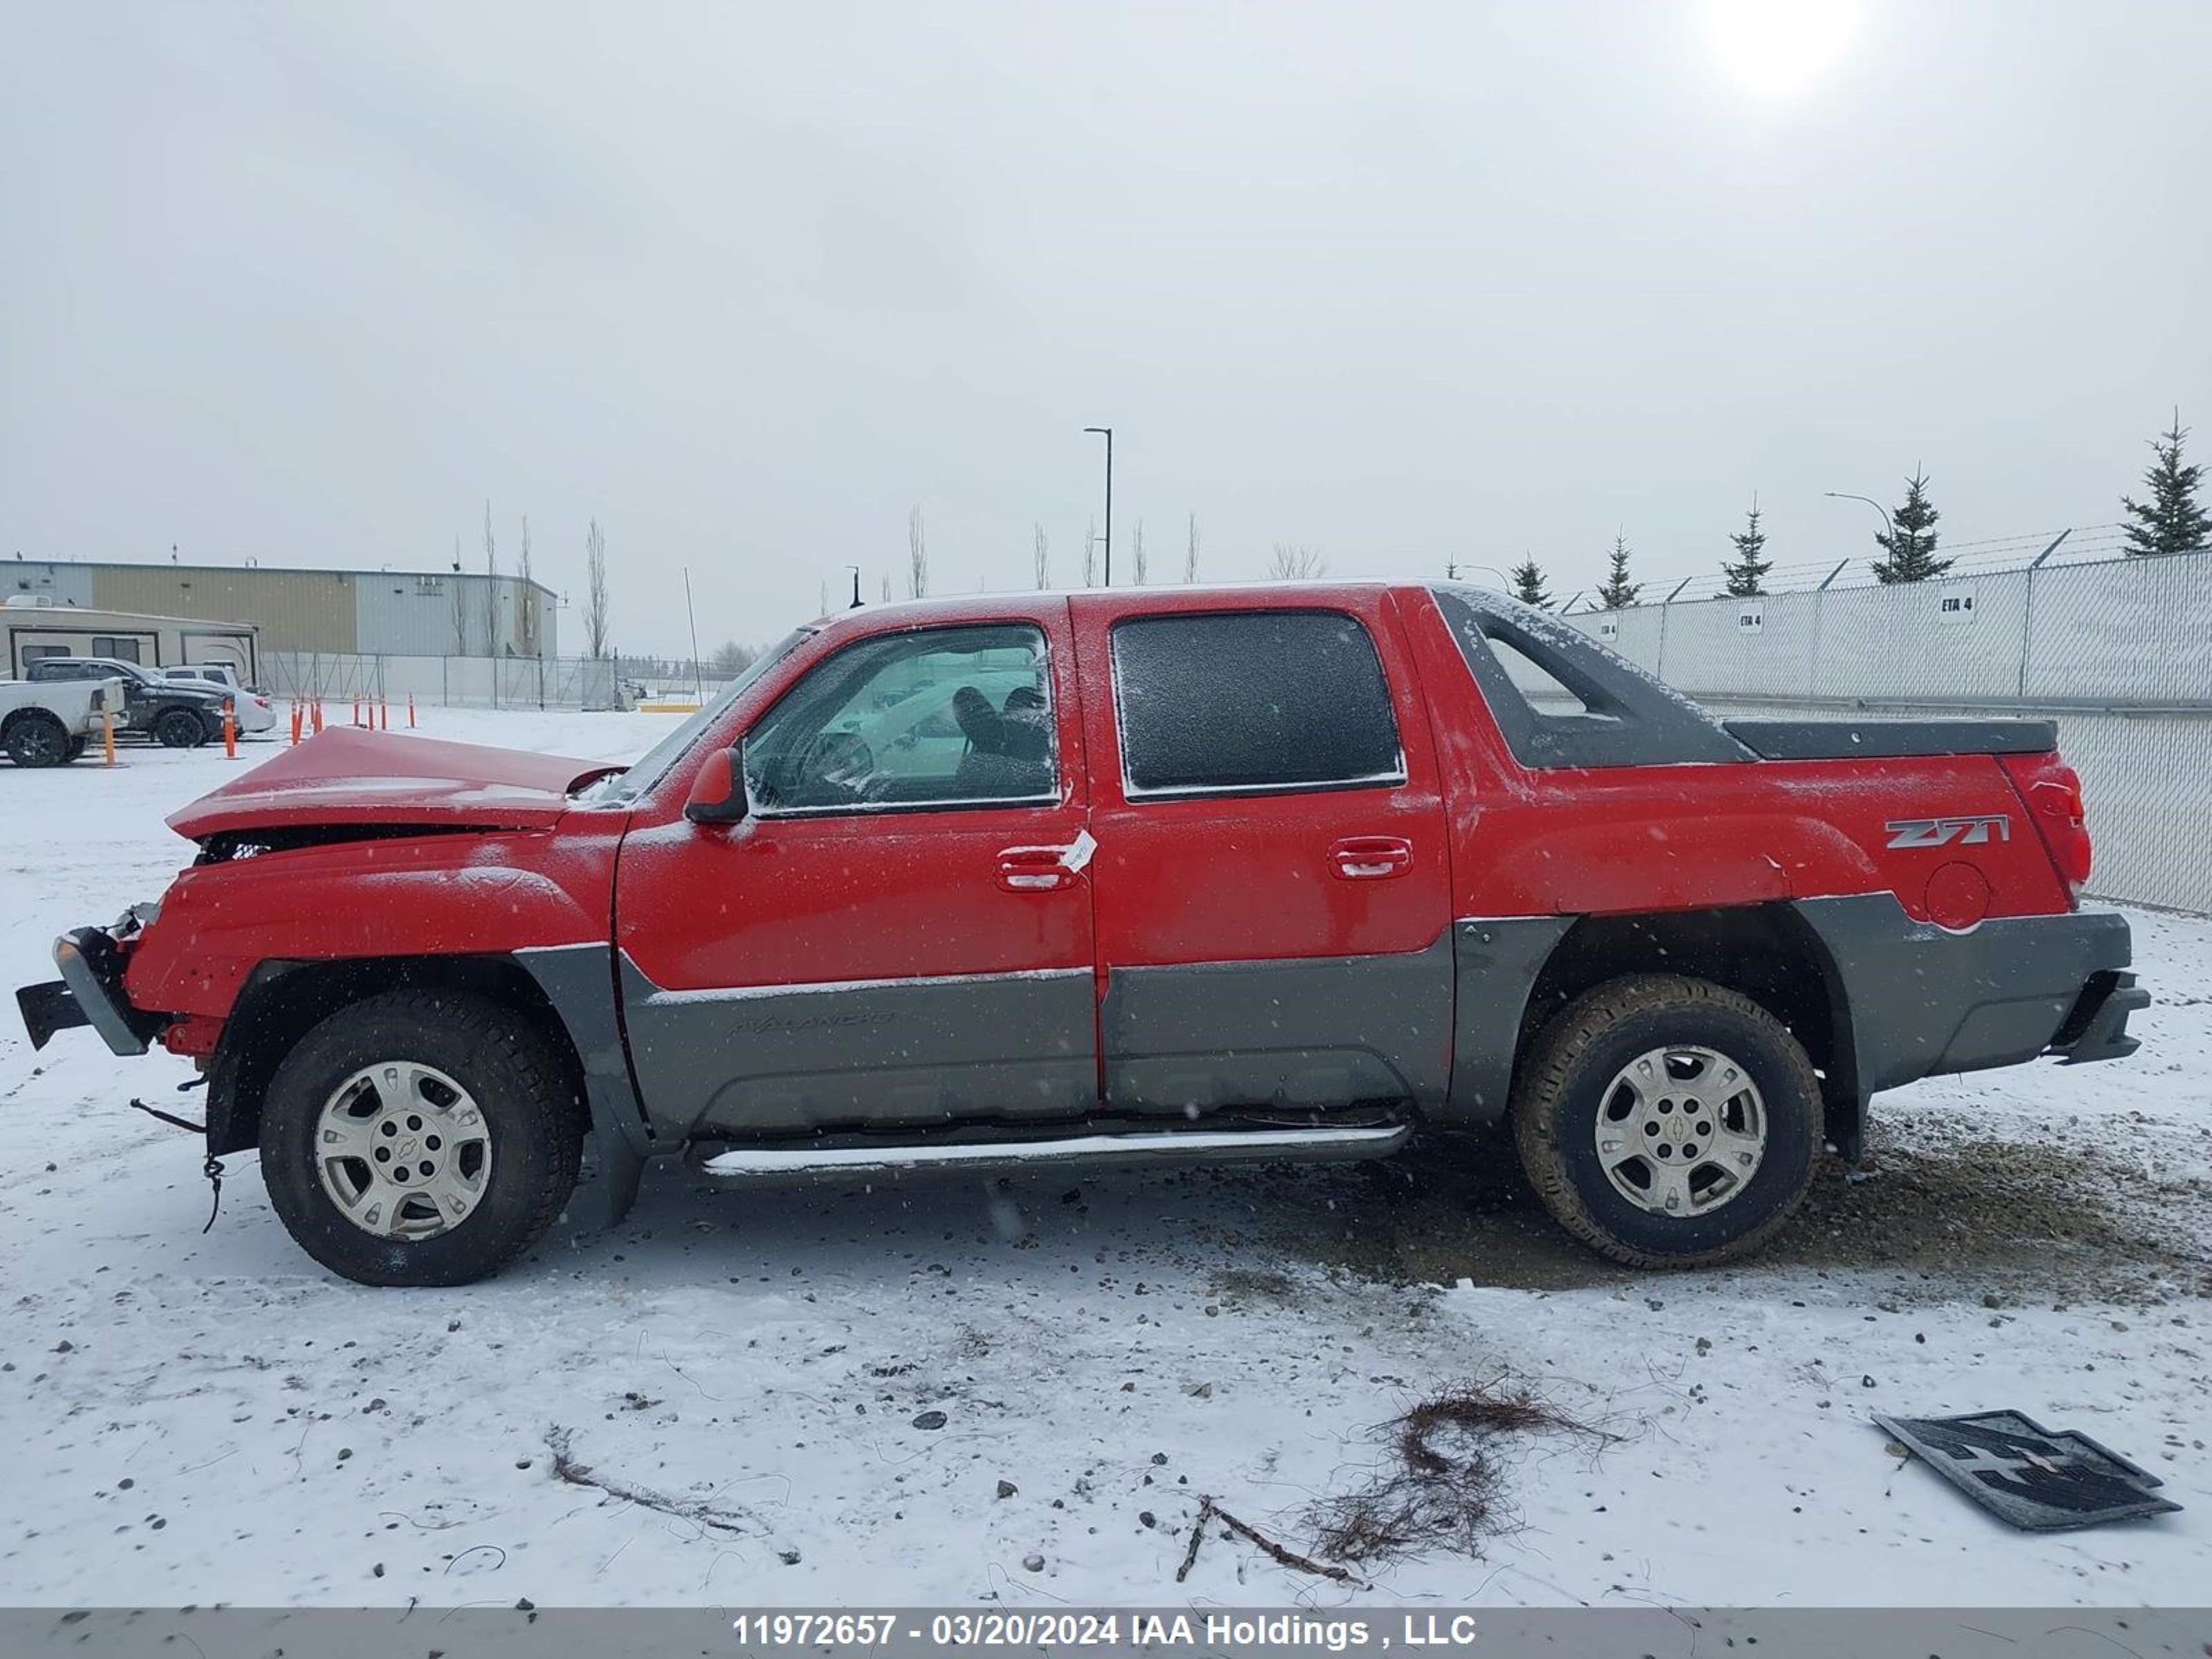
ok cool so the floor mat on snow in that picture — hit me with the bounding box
[1875,1409,2183,1530]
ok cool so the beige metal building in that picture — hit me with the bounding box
[6,558,559,659]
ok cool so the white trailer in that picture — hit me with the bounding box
[0,599,260,683]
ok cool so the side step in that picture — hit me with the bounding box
[697,1121,1414,1184]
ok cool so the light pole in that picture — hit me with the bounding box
[1824,490,1893,544]
[843,564,863,608]
[1084,427,1113,585]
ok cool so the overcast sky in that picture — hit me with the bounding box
[4,1,2208,653]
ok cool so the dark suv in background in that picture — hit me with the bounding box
[26,657,229,748]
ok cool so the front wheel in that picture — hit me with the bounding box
[1512,975,1820,1268]
[260,991,583,1286]
[153,708,205,748]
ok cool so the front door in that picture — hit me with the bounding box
[615,606,1098,1141]
[1070,591,1454,1115]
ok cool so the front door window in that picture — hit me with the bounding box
[744,624,1056,814]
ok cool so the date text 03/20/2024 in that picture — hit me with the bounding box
[727,1613,1484,1651]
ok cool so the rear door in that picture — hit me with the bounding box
[614,603,1099,1141]
[1069,590,1454,1115]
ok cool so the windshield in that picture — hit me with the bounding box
[580,628,813,804]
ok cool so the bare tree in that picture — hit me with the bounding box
[709,640,756,675]
[1184,513,1200,583]
[450,534,468,653]
[1131,521,1147,584]
[1081,515,1098,586]
[907,505,928,599]
[517,514,536,655]
[481,500,498,655]
[880,571,892,603]
[1033,523,1050,588]
[1266,543,1328,579]
[583,518,611,658]
[818,578,829,615]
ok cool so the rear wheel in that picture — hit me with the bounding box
[260,991,583,1286]
[4,712,71,768]
[154,708,205,748]
[1512,975,1819,1268]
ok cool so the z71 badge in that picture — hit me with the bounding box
[1884,814,2012,849]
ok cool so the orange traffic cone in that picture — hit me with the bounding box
[406,693,416,729]
[223,698,238,760]
[102,708,117,767]
[351,695,361,727]
[290,703,303,745]
[311,700,325,735]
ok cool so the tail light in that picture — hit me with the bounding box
[2005,756,2092,901]
[253,695,271,709]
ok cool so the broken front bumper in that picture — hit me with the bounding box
[16,926,162,1056]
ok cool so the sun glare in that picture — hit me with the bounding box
[1706,0,1862,100]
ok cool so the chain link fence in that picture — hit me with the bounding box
[260,652,626,711]
[1550,552,2212,912]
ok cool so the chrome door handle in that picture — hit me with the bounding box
[997,850,1071,892]
[1330,835,1413,880]
[996,829,1096,893]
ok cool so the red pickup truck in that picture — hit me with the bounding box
[18,583,2145,1286]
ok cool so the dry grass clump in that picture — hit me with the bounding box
[1305,1381,1605,1565]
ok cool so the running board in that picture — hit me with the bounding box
[697,1121,1413,1183]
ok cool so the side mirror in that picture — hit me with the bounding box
[684,747,749,825]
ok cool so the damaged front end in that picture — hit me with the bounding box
[17,904,168,1056]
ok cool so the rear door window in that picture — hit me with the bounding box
[1109,610,1404,797]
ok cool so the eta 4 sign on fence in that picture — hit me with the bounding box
[1938,585,1977,624]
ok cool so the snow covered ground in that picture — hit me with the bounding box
[1,709,2205,1608]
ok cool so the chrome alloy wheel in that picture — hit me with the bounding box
[314,1060,492,1239]
[1594,1044,1766,1217]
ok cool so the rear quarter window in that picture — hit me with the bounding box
[1110,610,1405,796]
[1430,585,1749,769]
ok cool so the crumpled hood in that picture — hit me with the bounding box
[166,727,621,841]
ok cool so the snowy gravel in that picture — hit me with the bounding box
[1,710,2206,1606]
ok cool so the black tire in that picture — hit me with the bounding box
[1511,975,1820,1268]
[64,735,88,761]
[260,990,583,1286]
[4,711,72,768]
[154,708,205,748]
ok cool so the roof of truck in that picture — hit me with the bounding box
[803,579,1494,628]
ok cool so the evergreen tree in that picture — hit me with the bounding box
[1871,469,1952,583]
[1509,554,1552,608]
[2121,411,2211,556]
[1596,531,1641,609]
[1721,495,1772,597]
